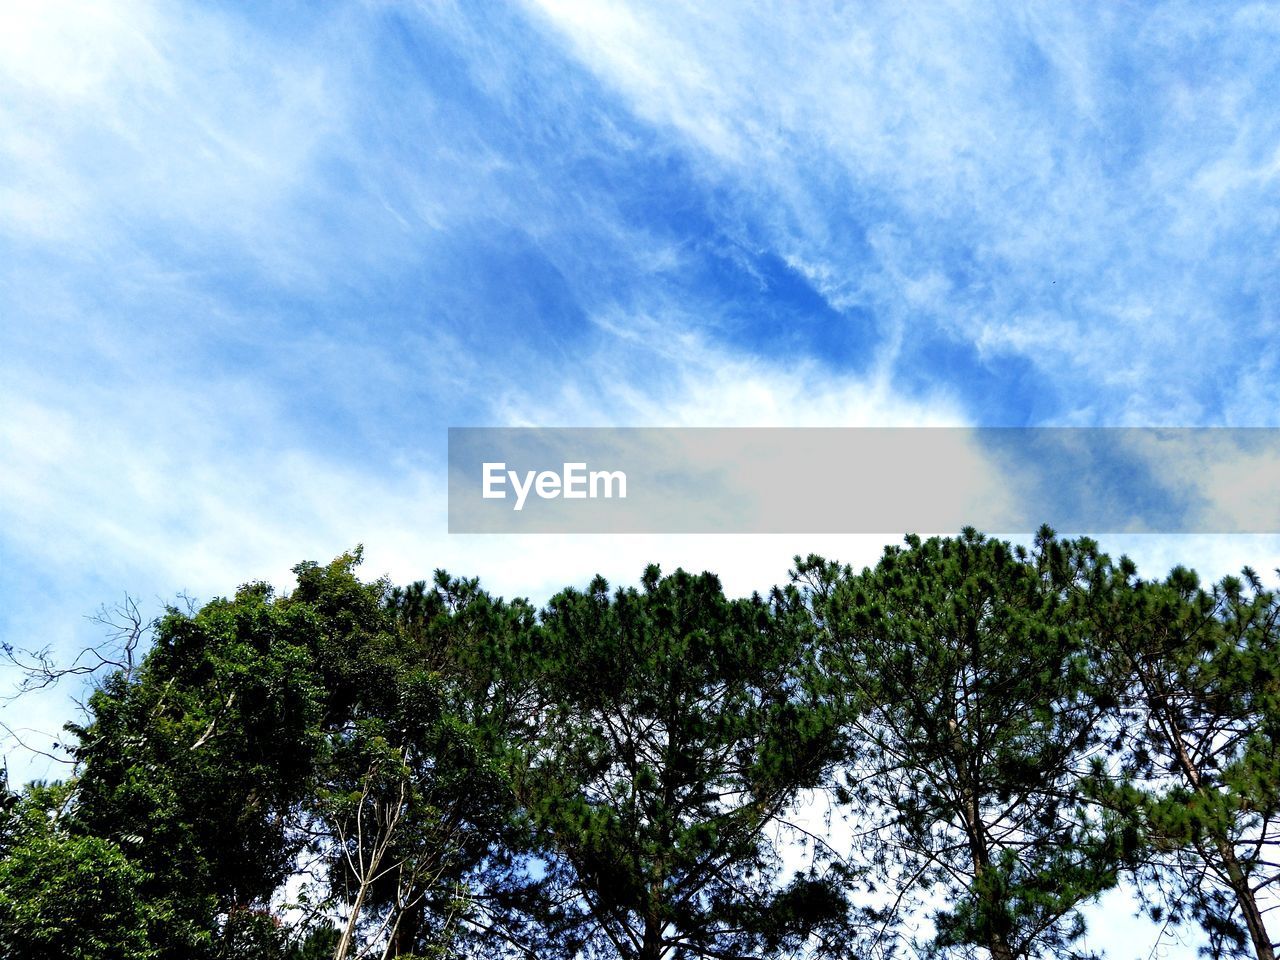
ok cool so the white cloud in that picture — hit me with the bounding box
[0,0,352,286]
[517,0,1280,425]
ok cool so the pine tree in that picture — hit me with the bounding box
[503,565,855,960]
[1094,561,1280,960]
[800,528,1124,960]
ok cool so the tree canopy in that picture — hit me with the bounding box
[1090,561,1280,960]
[2,533,1278,960]
[503,566,853,960]
[796,528,1131,960]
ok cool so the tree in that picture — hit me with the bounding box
[312,677,516,960]
[800,529,1124,960]
[65,573,333,958]
[312,571,541,960]
[4,552,536,960]
[504,565,855,960]
[0,781,166,960]
[1093,562,1280,960]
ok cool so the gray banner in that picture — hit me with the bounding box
[447,428,1280,534]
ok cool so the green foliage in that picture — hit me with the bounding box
[285,925,339,960]
[37,552,538,960]
[0,784,166,959]
[1093,561,1280,959]
[5,537,1278,960]
[319,572,537,960]
[504,565,856,960]
[64,571,334,957]
[801,528,1124,960]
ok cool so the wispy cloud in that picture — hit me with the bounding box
[2,0,1279,825]
[521,0,1280,424]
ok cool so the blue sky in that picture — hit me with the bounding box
[2,4,1280,945]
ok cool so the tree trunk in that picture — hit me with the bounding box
[1213,836,1275,960]
[334,879,372,960]
[640,892,664,960]
[984,923,1016,960]
[1153,687,1275,960]
[385,896,424,959]
[961,790,1016,960]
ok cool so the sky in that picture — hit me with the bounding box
[2,1,1280,954]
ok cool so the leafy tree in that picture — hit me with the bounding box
[65,573,333,957]
[0,782,166,960]
[4,552,536,960]
[1093,562,1280,960]
[314,687,511,960]
[286,925,340,960]
[504,565,855,960]
[33,538,1280,960]
[311,571,541,960]
[800,529,1124,960]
